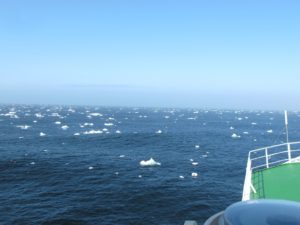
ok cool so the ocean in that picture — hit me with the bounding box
[1,105,300,225]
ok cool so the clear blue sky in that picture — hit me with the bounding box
[0,0,299,110]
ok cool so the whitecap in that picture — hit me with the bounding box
[88,166,94,170]
[39,132,46,136]
[104,123,114,126]
[35,113,43,118]
[230,126,234,130]
[195,145,200,149]
[179,175,185,179]
[251,122,257,125]
[115,130,121,134]
[119,155,125,158]
[192,162,199,166]
[30,162,35,165]
[243,131,249,134]
[140,158,161,167]
[54,121,61,125]
[155,130,162,134]
[74,132,80,136]
[267,129,273,133]
[138,175,142,178]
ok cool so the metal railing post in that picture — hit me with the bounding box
[265,148,269,168]
[288,143,291,162]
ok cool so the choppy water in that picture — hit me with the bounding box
[1,105,300,225]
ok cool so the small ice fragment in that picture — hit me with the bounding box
[191,172,198,177]
[251,122,257,125]
[140,158,161,167]
[192,162,199,166]
[179,175,185,179]
[88,166,93,170]
[237,117,243,120]
[33,120,37,123]
[104,123,114,126]
[30,162,35,165]
[231,133,240,138]
[155,130,162,134]
[138,175,142,178]
[267,129,273,133]
[16,125,31,130]
[102,128,108,132]
[190,159,194,162]
[230,126,234,130]
[195,145,200,149]
[61,125,69,130]
[83,130,103,135]
[43,149,48,152]
[115,172,119,175]
[39,132,46,136]
[119,155,125,158]
[74,132,80,136]
[54,121,61,125]
[115,130,121,134]
[89,113,103,117]
[243,131,249,134]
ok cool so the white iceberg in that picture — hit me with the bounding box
[139,158,161,167]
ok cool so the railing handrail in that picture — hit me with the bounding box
[242,141,300,201]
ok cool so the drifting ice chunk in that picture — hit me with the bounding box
[104,123,114,126]
[191,172,198,177]
[140,158,161,167]
[83,130,103,135]
[192,162,199,166]
[16,125,30,130]
[179,175,185,179]
[74,133,80,136]
[156,130,162,134]
[54,121,61,125]
[267,129,273,133]
[195,145,200,149]
[40,132,46,136]
[61,125,69,130]
[231,133,241,138]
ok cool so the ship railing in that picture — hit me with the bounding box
[248,141,300,171]
[242,141,300,201]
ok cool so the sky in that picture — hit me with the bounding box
[0,0,299,110]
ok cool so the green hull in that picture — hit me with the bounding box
[251,162,300,202]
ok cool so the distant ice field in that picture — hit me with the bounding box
[1,105,300,225]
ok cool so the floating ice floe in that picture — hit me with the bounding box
[16,125,30,130]
[40,132,46,137]
[119,155,125,158]
[84,122,94,126]
[138,175,142,178]
[192,162,199,166]
[267,129,273,133]
[54,121,61,125]
[74,133,80,136]
[104,123,114,126]
[33,120,37,123]
[237,117,243,121]
[243,131,249,134]
[140,158,161,167]
[35,113,43,118]
[30,162,35,165]
[191,172,198,177]
[251,122,257,125]
[195,145,200,149]
[61,125,69,130]
[231,133,241,139]
[179,175,185,179]
[83,130,103,135]
[88,166,94,170]
[155,130,162,134]
[115,130,121,134]
[89,113,103,117]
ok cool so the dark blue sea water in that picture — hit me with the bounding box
[1,105,300,225]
